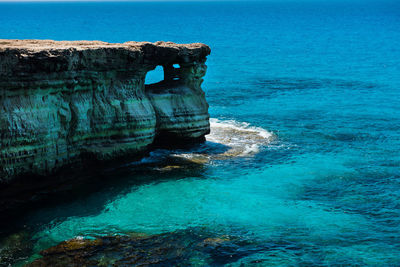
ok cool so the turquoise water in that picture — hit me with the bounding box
[1,1,400,265]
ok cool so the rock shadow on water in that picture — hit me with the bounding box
[0,154,212,266]
[0,145,215,237]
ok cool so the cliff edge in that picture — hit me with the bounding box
[0,40,211,183]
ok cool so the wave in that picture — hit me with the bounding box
[171,118,274,164]
[129,119,275,170]
[206,118,274,157]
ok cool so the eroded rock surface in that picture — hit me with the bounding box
[0,40,211,182]
[27,229,264,266]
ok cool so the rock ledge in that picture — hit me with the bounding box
[0,39,211,182]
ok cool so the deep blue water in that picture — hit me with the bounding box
[1,1,400,265]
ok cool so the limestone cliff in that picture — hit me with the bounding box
[0,40,211,183]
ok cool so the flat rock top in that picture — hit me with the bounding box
[0,40,210,75]
[0,39,210,52]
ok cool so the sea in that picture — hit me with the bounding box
[0,1,400,266]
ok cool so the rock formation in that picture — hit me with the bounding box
[0,40,211,183]
[27,229,264,266]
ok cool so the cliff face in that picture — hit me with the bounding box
[0,40,211,183]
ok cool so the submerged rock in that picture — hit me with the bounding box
[27,229,266,266]
[0,40,211,183]
[0,230,33,266]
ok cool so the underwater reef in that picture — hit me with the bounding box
[0,40,211,182]
[27,229,266,266]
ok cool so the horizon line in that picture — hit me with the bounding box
[0,0,381,2]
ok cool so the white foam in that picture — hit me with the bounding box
[129,118,275,166]
[209,118,273,140]
[206,118,274,157]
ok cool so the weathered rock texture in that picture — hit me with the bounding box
[27,229,263,266]
[0,40,211,183]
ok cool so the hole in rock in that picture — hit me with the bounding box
[145,65,164,85]
[173,64,180,69]
[145,64,182,93]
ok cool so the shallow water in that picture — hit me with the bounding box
[1,1,400,266]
